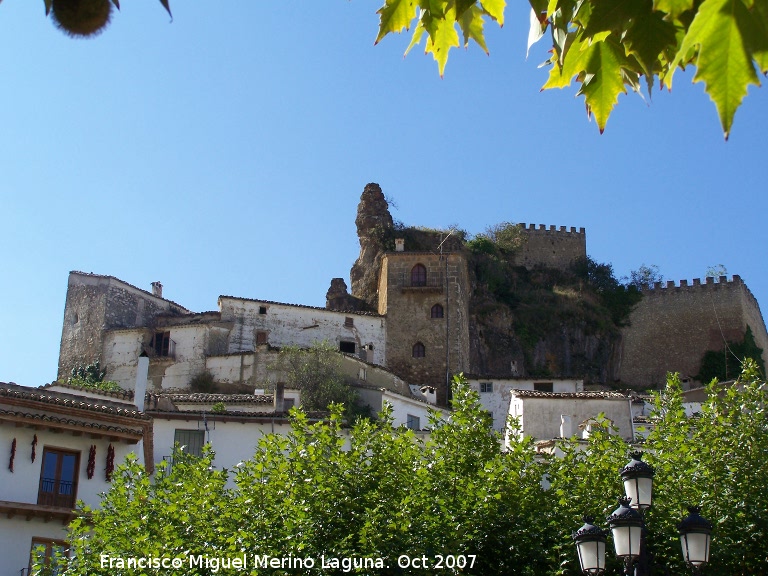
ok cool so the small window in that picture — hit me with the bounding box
[358,368,367,381]
[344,317,354,327]
[258,306,267,315]
[534,382,554,392]
[29,538,68,575]
[412,342,425,358]
[151,330,172,357]
[284,398,296,411]
[339,341,356,354]
[411,264,427,287]
[480,382,493,393]
[431,303,444,318]
[406,414,420,430]
[174,429,205,458]
[256,331,268,345]
[38,448,79,508]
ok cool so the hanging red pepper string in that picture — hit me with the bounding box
[87,445,96,479]
[105,444,115,481]
[31,434,38,463]
[9,438,16,472]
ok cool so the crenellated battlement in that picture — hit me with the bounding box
[512,223,587,271]
[519,223,586,235]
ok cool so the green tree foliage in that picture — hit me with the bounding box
[706,263,729,279]
[572,256,642,325]
[626,263,663,290]
[45,368,768,574]
[375,0,768,137]
[696,325,766,382]
[68,361,122,392]
[270,341,362,417]
[57,378,551,575]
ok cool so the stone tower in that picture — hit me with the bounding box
[377,245,470,405]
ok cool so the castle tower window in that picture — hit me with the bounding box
[259,306,268,315]
[411,264,427,287]
[431,303,444,318]
[412,342,425,358]
[344,317,354,327]
[256,331,268,345]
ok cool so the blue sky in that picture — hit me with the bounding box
[1,1,766,387]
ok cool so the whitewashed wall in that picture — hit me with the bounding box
[505,394,634,445]
[219,297,386,366]
[0,426,142,576]
[466,378,583,431]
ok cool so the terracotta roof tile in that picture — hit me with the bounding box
[511,390,630,399]
[0,383,149,420]
[218,295,383,317]
[0,408,144,437]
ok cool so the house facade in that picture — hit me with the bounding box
[0,383,150,576]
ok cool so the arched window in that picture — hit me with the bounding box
[412,342,425,358]
[411,264,427,287]
[431,303,444,318]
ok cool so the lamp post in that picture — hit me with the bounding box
[573,452,713,576]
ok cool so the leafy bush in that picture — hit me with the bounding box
[189,371,215,393]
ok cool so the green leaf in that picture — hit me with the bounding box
[578,36,630,132]
[459,4,488,52]
[404,19,427,56]
[480,0,506,26]
[748,0,768,73]
[376,0,418,44]
[653,0,695,19]
[543,32,588,88]
[424,5,461,76]
[624,7,678,85]
[669,0,762,138]
[583,0,646,36]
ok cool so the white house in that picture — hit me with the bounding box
[465,377,583,432]
[0,383,150,576]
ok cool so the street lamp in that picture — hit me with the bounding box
[573,516,607,575]
[606,496,643,574]
[573,452,713,575]
[679,506,713,573]
[620,451,654,511]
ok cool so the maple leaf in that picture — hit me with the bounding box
[459,4,489,53]
[577,36,632,133]
[424,4,461,76]
[376,0,418,44]
[668,0,764,138]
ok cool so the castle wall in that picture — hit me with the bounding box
[619,276,768,387]
[219,297,386,365]
[58,272,188,380]
[512,224,586,271]
[378,252,470,404]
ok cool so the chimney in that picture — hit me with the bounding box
[560,414,572,438]
[134,356,149,412]
[274,382,285,412]
[395,238,405,252]
[151,281,163,298]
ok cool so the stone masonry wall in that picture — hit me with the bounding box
[378,252,470,404]
[58,272,189,380]
[512,224,586,271]
[619,276,768,387]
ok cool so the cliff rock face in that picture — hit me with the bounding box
[350,183,393,310]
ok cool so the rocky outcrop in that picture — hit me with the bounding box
[350,183,393,310]
[325,278,371,312]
